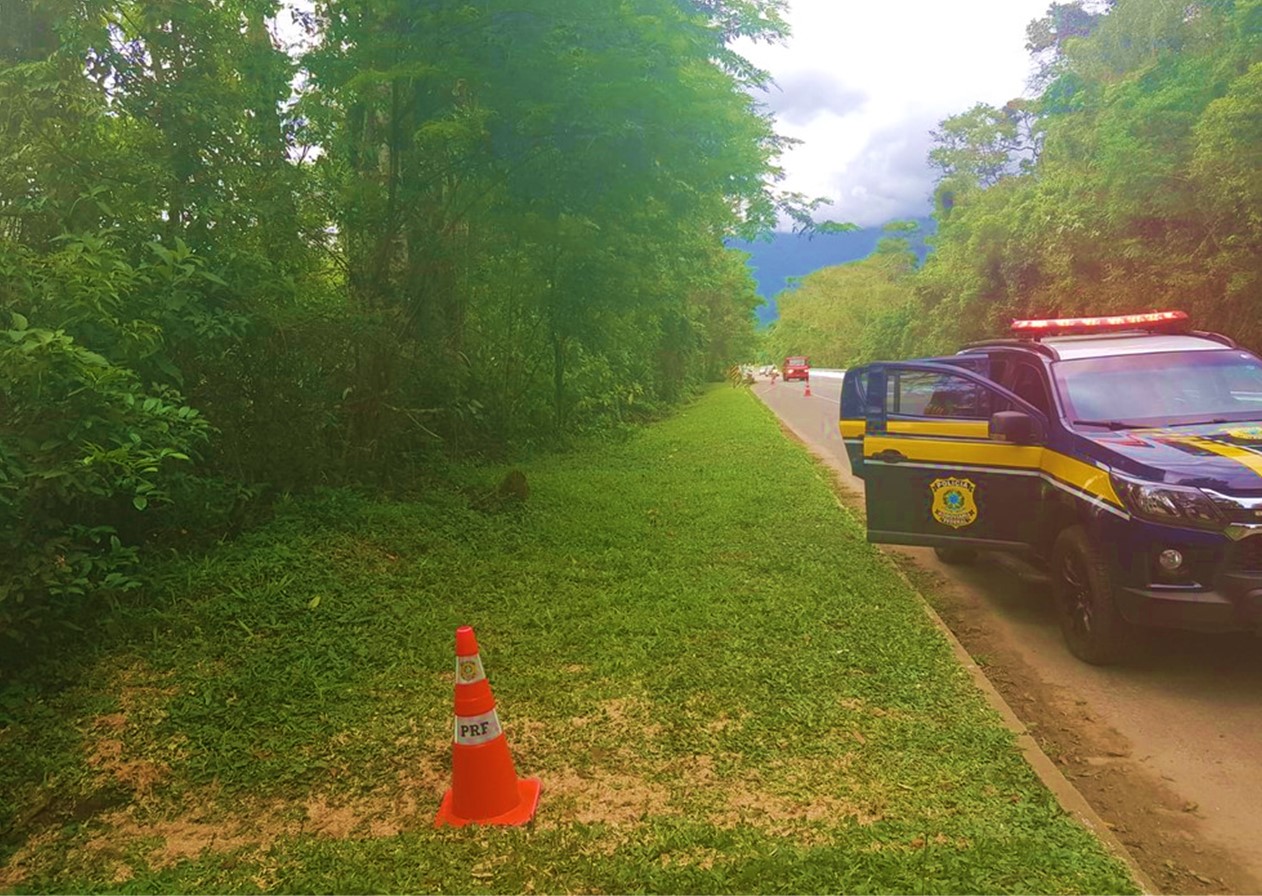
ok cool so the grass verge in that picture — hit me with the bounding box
[0,385,1138,893]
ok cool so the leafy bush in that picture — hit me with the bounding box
[0,315,209,639]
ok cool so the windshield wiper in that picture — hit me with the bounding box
[1072,419,1139,430]
[1162,418,1233,428]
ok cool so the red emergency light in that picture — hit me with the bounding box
[1011,310,1188,338]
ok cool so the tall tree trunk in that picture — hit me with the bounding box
[552,331,567,433]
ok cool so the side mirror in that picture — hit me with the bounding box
[990,410,1044,446]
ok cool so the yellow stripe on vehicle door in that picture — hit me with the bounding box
[839,419,992,439]
[864,435,1043,468]
[1040,451,1123,507]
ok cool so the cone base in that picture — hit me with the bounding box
[434,777,541,828]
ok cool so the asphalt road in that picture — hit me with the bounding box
[757,370,1262,894]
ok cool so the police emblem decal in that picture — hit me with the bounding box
[930,477,978,529]
[457,656,485,682]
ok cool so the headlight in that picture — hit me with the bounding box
[1111,474,1223,529]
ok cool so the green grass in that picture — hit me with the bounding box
[0,386,1138,894]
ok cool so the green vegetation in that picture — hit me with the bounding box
[765,224,923,368]
[0,387,1137,893]
[0,0,807,635]
[766,0,1262,367]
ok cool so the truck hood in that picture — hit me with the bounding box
[1085,422,1262,492]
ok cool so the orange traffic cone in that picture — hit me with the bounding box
[434,626,540,827]
[804,379,812,398]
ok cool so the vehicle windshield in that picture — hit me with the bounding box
[786,357,808,366]
[1053,349,1262,427]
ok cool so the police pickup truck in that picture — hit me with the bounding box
[840,311,1262,664]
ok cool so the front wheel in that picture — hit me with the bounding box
[1050,525,1133,665]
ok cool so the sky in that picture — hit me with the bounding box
[735,1,1054,229]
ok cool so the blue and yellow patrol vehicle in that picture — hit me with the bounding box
[840,311,1262,664]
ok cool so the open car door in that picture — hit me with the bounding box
[839,367,867,477]
[862,361,1049,551]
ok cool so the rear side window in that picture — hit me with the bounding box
[887,370,996,419]
[840,369,868,417]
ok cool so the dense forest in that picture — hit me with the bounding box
[0,0,812,634]
[768,0,1262,368]
[8,0,1259,637]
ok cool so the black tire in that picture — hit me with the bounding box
[1050,525,1133,665]
[934,546,978,565]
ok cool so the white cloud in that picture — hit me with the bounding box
[755,69,867,126]
[737,0,1052,227]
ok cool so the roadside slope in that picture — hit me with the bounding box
[0,386,1137,893]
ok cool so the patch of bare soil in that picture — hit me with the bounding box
[13,690,872,884]
[85,734,169,798]
[1,703,455,889]
[0,830,60,891]
[3,760,454,887]
[535,767,672,826]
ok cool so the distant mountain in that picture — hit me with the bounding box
[729,217,935,326]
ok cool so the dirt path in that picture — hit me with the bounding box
[757,375,1262,895]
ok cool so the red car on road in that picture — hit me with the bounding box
[783,356,810,382]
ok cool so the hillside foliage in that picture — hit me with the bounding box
[0,0,797,636]
[768,0,1262,366]
[764,228,922,368]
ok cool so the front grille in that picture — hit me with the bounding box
[1230,535,1262,572]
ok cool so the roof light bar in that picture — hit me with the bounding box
[1011,310,1188,338]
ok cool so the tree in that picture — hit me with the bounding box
[301,0,794,441]
[899,0,1262,358]
[929,101,1040,190]
[1026,1,1115,87]
[766,224,922,367]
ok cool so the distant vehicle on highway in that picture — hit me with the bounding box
[783,356,810,382]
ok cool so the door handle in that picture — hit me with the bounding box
[872,449,906,463]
